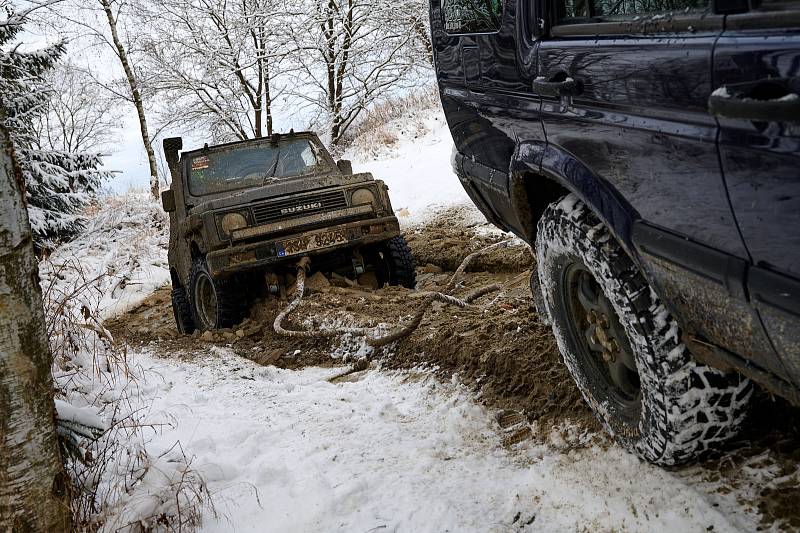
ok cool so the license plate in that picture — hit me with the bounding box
[276,228,349,258]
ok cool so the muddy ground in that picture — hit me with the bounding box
[106,209,800,531]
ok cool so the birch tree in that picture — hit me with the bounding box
[99,0,159,199]
[138,0,289,143]
[51,0,160,199]
[286,0,419,145]
[0,106,71,533]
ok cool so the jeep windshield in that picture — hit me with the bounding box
[188,138,327,196]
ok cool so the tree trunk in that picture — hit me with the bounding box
[411,16,434,66]
[100,0,159,200]
[0,121,70,531]
[264,55,273,137]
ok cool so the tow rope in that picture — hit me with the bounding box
[274,241,522,348]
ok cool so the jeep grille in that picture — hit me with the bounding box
[251,190,348,225]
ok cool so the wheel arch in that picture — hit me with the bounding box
[173,240,205,290]
[509,169,570,244]
[190,241,204,261]
[510,142,641,257]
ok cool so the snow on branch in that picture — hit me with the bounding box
[0,3,109,249]
[41,195,213,531]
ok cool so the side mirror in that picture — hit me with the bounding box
[161,190,177,213]
[337,159,353,175]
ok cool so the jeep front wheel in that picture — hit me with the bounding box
[189,259,246,331]
[535,194,752,465]
[383,236,416,289]
[171,286,195,335]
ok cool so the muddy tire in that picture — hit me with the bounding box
[189,259,246,331]
[171,287,195,335]
[535,194,752,465]
[384,236,416,289]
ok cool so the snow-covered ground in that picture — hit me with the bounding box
[135,349,757,533]
[40,194,172,319]
[45,109,766,532]
[345,111,473,227]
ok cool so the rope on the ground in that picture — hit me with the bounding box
[480,271,530,310]
[273,257,371,339]
[273,240,515,347]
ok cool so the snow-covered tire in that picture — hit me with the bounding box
[535,194,752,465]
[189,259,246,331]
[529,271,551,326]
[171,286,195,335]
[384,236,416,289]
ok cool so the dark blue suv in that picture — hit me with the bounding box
[431,0,800,464]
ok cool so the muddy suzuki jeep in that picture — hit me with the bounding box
[431,0,800,464]
[160,132,415,333]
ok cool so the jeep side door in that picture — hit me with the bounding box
[712,0,800,383]
[535,0,785,376]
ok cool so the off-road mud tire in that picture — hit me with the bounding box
[189,259,247,331]
[529,271,551,326]
[535,194,752,465]
[384,236,416,289]
[171,286,195,335]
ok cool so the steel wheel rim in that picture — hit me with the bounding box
[194,273,218,330]
[562,262,642,418]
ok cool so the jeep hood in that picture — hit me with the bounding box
[188,172,375,214]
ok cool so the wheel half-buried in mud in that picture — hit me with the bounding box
[171,285,196,335]
[382,235,416,289]
[189,258,247,331]
[535,194,753,465]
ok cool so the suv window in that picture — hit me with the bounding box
[188,139,325,197]
[559,0,708,21]
[442,0,503,33]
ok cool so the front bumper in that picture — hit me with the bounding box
[206,216,400,277]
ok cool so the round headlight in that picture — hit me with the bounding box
[351,188,377,208]
[221,212,248,236]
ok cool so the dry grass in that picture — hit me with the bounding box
[43,244,212,532]
[337,86,441,157]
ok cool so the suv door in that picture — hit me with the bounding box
[430,0,546,236]
[536,0,783,376]
[711,0,800,383]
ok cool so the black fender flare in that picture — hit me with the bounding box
[508,140,641,258]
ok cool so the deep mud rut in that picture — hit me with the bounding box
[106,209,800,531]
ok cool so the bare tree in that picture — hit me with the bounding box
[32,62,121,153]
[48,0,160,200]
[0,114,71,531]
[138,0,290,143]
[99,0,158,199]
[396,0,434,67]
[286,0,420,145]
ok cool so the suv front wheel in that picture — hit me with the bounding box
[535,194,752,465]
[189,259,246,331]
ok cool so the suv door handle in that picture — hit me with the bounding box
[709,82,800,122]
[533,75,582,98]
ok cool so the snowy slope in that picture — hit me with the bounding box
[345,111,475,227]
[40,194,171,319]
